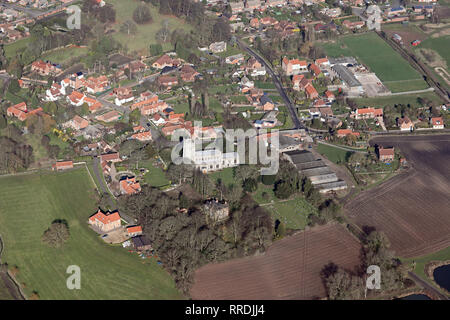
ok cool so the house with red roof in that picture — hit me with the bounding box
[324,90,335,101]
[151,113,166,126]
[31,60,60,76]
[52,160,74,171]
[120,177,141,195]
[131,131,152,142]
[152,54,175,69]
[336,129,360,138]
[96,110,121,123]
[315,57,330,68]
[113,87,134,106]
[309,63,322,77]
[282,57,308,76]
[305,84,319,100]
[67,115,89,130]
[85,75,109,94]
[397,116,413,131]
[88,209,121,233]
[100,152,121,163]
[7,102,28,121]
[158,75,178,88]
[378,147,395,163]
[127,226,143,237]
[430,117,444,129]
[292,74,305,91]
[45,82,65,101]
[180,65,199,83]
[352,108,383,119]
[67,91,86,107]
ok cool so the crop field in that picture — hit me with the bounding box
[345,135,450,258]
[0,169,183,300]
[190,223,362,300]
[321,33,428,92]
[108,0,189,53]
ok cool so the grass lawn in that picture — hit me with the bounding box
[320,32,428,92]
[0,169,183,299]
[354,91,444,108]
[254,80,276,89]
[42,47,89,65]
[209,167,235,187]
[317,143,353,165]
[4,38,31,59]
[143,162,170,188]
[108,0,189,53]
[251,184,317,230]
[265,197,318,230]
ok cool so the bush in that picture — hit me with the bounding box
[261,174,276,186]
[242,178,257,192]
[133,5,152,24]
[42,220,70,248]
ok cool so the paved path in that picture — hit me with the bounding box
[92,157,115,208]
[408,271,449,300]
[389,87,435,96]
[317,141,368,154]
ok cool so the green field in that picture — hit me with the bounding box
[354,91,444,108]
[109,0,189,53]
[265,197,317,230]
[320,33,428,92]
[418,35,450,67]
[209,167,235,187]
[0,169,183,300]
[4,38,31,59]
[42,47,89,65]
[317,143,353,165]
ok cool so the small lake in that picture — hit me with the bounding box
[399,294,431,300]
[433,264,450,292]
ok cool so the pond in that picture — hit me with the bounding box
[433,264,450,292]
[399,294,431,300]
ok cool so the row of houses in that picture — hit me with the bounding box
[229,0,304,14]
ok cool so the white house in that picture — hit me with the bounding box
[182,139,239,173]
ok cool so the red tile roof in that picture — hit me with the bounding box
[89,210,121,225]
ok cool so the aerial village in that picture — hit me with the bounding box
[0,0,449,300]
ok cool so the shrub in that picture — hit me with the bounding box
[133,5,152,24]
[42,220,70,248]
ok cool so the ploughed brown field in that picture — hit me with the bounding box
[346,134,450,258]
[190,223,361,300]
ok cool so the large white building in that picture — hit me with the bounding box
[183,139,239,173]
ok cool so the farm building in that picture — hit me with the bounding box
[127,226,143,237]
[52,161,74,171]
[282,150,347,193]
[332,64,363,95]
[131,236,152,252]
